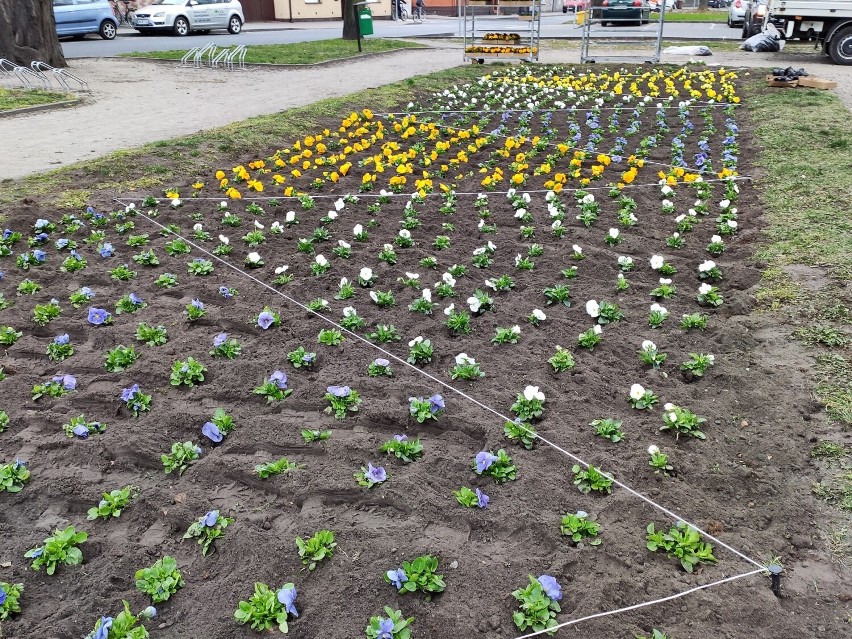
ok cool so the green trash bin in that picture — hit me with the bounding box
[359,7,374,36]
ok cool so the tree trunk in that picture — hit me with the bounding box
[0,0,67,67]
[698,0,709,9]
[342,0,358,40]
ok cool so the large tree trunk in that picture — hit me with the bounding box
[698,0,709,9]
[342,0,358,40]
[0,0,67,67]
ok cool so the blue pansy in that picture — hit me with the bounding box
[93,616,113,639]
[269,370,288,389]
[257,311,275,329]
[327,385,350,398]
[386,568,408,589]
[87,307,110,325]
[202,510,219,527]
[32,249,47,262]
[428,394,444,413]
[98,243,114,258]
[365,463,386,484]
[212,332,228,348]
[72,424,90,438]
[475,451,498,474]
[377,617,395,639]
[475,488,490,509]
[538,574,562,601]
[54,334,70,345]
[201,421,223,443]
[276,585,298,617]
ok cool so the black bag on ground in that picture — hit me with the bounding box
[740,33,781,52]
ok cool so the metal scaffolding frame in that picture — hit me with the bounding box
[462,0,542,64]
[579,2,666,64]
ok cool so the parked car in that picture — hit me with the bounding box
[741,0,781,37]
[727,0,746,27]
[595,0,652,25]
[648,0,675,11]
[53,0,118,40]
[133,0,245,36]
[563,0,590,12]
[708,0,729,8]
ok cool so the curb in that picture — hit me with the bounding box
[0,99,81,119]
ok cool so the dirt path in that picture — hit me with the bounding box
[1,44,850,180]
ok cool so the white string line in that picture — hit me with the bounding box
[148,175,754,203]
[124,200,765,571]
[512,567,767,639]
[380,102,741,116]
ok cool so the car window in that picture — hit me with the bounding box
[53,0,74,6]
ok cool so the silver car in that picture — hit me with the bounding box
[133,0,244,36]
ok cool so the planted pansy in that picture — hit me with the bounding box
[660,402,707,439]
[638,340,667,369]
[526,308,546,326]
[69,286,95,308]
[697,283,723,307]
[358,267,376,287]
[121,384,152,417]
[368,358,393,377]
[577,324,603,350]
[571,244,584,260]
[32,374,77,400]
[255,307,281,330]
[185,298,206,322]
[63,415,106,439]
[697,260,723,281]
[604,227,621,246]
[170,357,207,387]
[245,252,264,268]
[707,234,725,255]
[473,449,516,483]
[408,393,444,423]
[311,254,330,276]
[365,607,412,639]
[253,371,293,403]
[47,333,74,362]
[450,353,483,381]
[648,303,669,328]
[628,383,658,410]
[648,444,674,476]
[511,385,545,421]
[406,336,433,365]
[355,462,387,488]
[513,575,561,632]
[379,434,423,463]
[324,385,361,419]
[87,307,113,326]
[340,306,366,330]
[183,509,234,555]
[161,442,202,475]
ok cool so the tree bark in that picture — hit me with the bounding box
[698,0,709,10]
[0,0,67,67]
[341,0,358,40]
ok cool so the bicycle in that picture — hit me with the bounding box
[412,0,425,22]
[394,0,410,21]
[112,0,137,27]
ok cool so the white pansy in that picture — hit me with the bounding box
[353,223,363,236]
[467,296,481,313]
[659,278,672,285]
[218,201,228,210]
[342,306,356,317]
[523,385,545,402]
[360,267,373,281]
[327,211,338,221]
[642,340,656,351]
[339,277,349,286]
[369,291,379,303]
[218,234,229,245]
[511,325,521,335]
[532,309,546,321]
[698,260,716,272]
[478,219,485,230]
[486,278,497,290]
[671,232,680,238]
[522,193,531,203]
[586,299,600,318]
[271,221,283,232]
[719,199,731,208]
[171,199,181,207]
[487,241,496,251]
[408,336,423,347]
[286,211,296,223]
[552,220,562,230]
[582,194,595,204]
[193,223,203,232]
[593,324,603,335]
[630,384,646,400]
[663,402,675,411]
[661,185,673,196]
[650,255,665,269]
[545,190,556,201]
[650,303,667,314]
[668,411,678,422]
[338,239,351,249]
[422,289,432,302]
[456,353,474,366]
[711,234,722,243]
[444,303,455,316]
[406,272,420,280]
[315,254,328,267]
[442,273,456,286]
[254,220,264,230]
[608,228,619,239]
[576,510,588,518]
[648,445,660,455]
[699,283,713,295]
[399,229,411,239]
[618,256,633,266]
[506,188,516,198]
[573,244,583,254]
[707,354,716,364]
[472,247,486,256]
[514,208,527,219]
[334,198,345,211]
[661,199,673,208]
[675,214,685,223]
[246,252,261,264]
[274,265,288,275]
[728,220,738,229]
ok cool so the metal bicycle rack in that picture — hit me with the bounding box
[31,61,89,91]
[179,43,247,71]
[579,3,666,64]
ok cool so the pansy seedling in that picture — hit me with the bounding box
[184,510,234,556]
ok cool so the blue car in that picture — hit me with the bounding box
[53,0,119,40]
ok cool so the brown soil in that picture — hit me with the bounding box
[0,75,849,639]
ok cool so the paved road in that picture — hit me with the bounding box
[60,13,744,58]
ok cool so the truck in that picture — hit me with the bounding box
[764,0,852,64]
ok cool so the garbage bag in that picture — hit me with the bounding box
[740,33,781,52]
[663,45,712,56]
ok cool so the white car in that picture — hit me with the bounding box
[728,0,747,27]
[133,0,244,36]
[649,0,675,11]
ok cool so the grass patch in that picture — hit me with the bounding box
[0,88,70,111]
[814,353,852,426]
[811,441,848,460]
[664,11,726,22]
[120,38,423,65]
[794,326,850,348]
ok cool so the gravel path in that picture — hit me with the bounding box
[1,44,850,180]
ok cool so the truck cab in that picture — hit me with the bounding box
[765,0,852,63]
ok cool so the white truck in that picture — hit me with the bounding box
[765,0,852,64]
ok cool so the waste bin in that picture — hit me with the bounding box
[359,7,374,36]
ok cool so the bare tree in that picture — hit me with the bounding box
[341,0,358,40]
[0,0,67,67]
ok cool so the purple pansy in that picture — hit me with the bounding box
[93,616,113,639]
[72,424,89,438]
[327,385,350,398]
[374,358,390,367]
[393,434,407,442]
[212,332,228,348]
[428,394,445,413]
[202,510,219,527]
[277,585,298,618]
[377,617,395,639]
[475,451,498,474]
[32,249,47,262]
[269,370,288,389]
[53,374,76,390]
[538,575,562,601]
[79,286,94,299]
[386,568,408,589]
[129,293,143,305]
[201,421,223,443]
[365,463,387,484]
[190,299,204,310]
[0,588,6,606]
[218,286,233,299]
[87,307,110,325]
[121,384,140,402]
[98,243,114,258]
[54,333,70,345]
[475,488,490,509]
[56,238,69,249]
[257,310,275,330]
[30,547,43,558]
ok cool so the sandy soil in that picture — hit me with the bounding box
[1,44,851,180]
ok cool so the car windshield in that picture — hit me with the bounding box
[151,0,189,5]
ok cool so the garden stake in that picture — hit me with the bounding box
[768,565,783,597]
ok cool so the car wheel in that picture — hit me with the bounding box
[228,15,242,34]
[100,20,117,40]
[173,16,190,36]
[727,16,733,27]
[563,6,568,12]
[829,25,852,64]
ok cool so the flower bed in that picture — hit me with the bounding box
[0,66,787,638]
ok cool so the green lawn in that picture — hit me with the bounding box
[0,88,72,112]
[664,10,726,22]
[120,38,424,65]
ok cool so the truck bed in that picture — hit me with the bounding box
[769,0,852,18]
